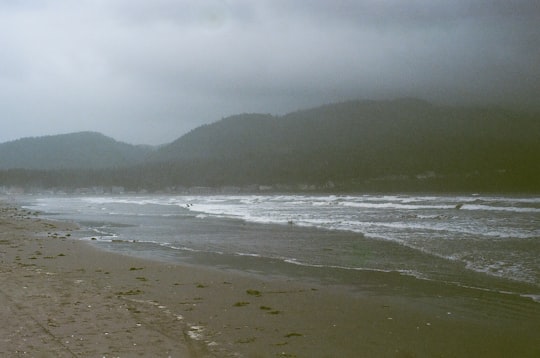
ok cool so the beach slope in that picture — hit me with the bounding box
[0,201,539,357]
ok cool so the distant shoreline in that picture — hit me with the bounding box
[3,184,540,197]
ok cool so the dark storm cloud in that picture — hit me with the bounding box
[0,1,538,144]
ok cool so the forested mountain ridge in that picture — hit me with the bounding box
[0,99,539,192]
[0,131,153,170]
[145,99,540,190]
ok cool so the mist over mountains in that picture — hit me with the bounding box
[1,99,539,193]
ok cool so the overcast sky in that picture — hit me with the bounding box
[1,0,538,145]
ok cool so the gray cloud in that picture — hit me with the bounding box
[0,0,538,144]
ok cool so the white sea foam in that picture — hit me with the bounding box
[460,204,540,213]
[234,252,261,257]
[179,194,539,238]
[521,294,540,303]
[340,201,453,210]
[28,194,540,289]
[282,257,429,281]
[167,245,200,252]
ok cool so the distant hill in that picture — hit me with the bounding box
[145,99,540,191]
[0,131,153,170]
[0,100,539,192]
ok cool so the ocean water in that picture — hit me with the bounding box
[25,194,540,298]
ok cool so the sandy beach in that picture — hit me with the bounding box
[1,200,539,357]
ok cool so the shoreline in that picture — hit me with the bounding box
[1,201,539,357]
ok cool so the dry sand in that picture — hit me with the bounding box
[1,201,539,357]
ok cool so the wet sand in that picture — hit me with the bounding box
[1,201,539,357]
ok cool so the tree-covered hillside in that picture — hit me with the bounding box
[1,100,539,192]
[145,99,539,190]
[0,132,153,170]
